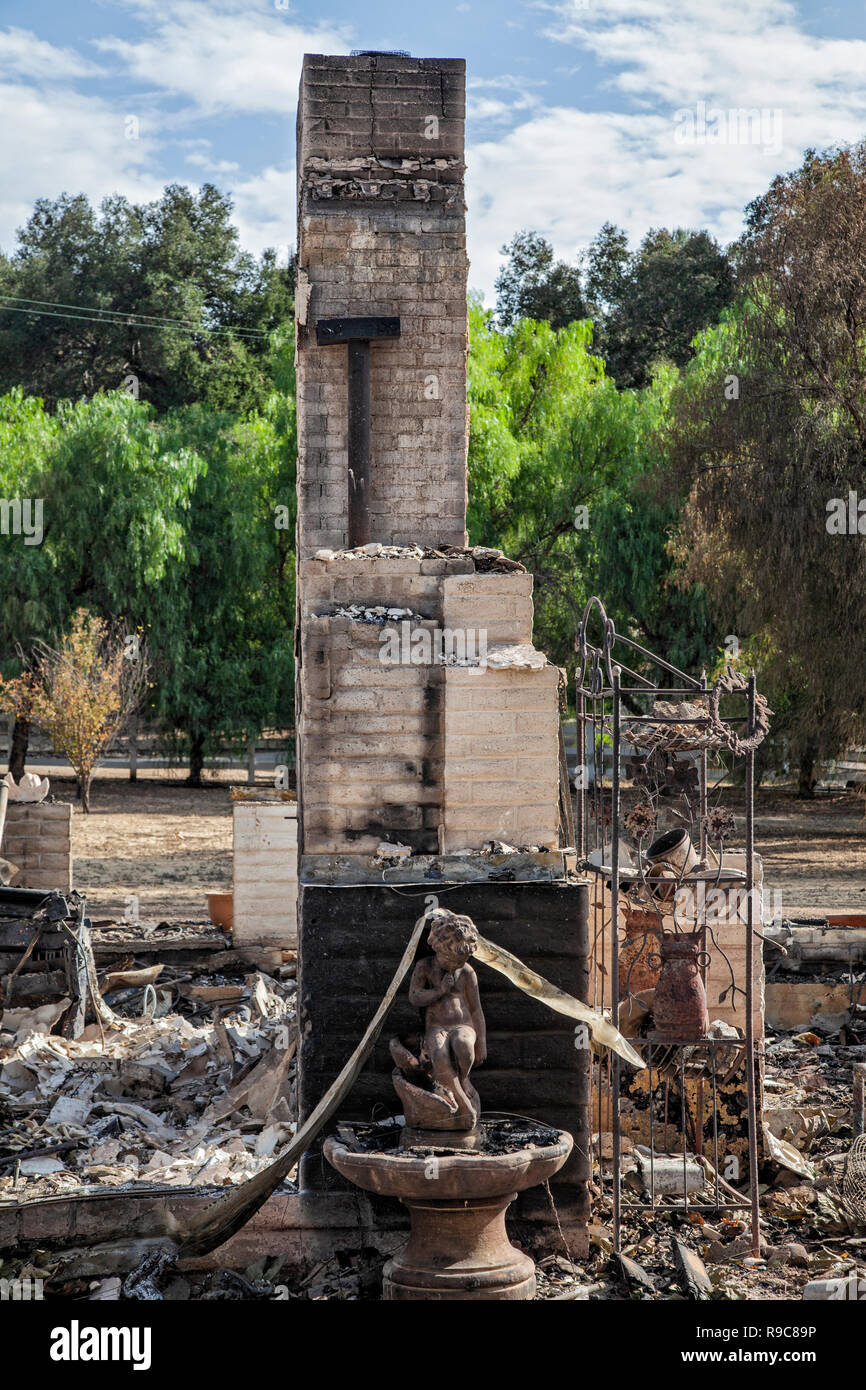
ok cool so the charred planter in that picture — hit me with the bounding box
[619,904,663,998]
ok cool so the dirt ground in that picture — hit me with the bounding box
[740,788,866,916]
[21,773,865,924]
[3,771,865,1302]
[6,767,866,923]
[34,768,237,921]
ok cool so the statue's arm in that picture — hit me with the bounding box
[408,960,444,1007]
[466,967,487,1062]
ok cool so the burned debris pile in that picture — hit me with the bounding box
[0,923,297,1204]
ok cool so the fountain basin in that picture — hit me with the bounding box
[325,1122,572,1299]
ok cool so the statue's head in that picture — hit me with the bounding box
[427,908,478,967]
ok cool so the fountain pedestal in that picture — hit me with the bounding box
[384,1192,534,1300]
[324,1127,572,1301]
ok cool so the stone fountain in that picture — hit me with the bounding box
[324,909,573,1300]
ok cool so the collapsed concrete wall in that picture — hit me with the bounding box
[299,548,561,855]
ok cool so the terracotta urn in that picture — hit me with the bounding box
[206,891,233,930]
[648,932,710,1042]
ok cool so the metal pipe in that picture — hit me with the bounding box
[699,673,708,862]
[854,1063,866,1136]
[576,690,586,860]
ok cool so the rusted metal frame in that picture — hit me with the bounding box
[611,666,622,1252]
[853,1064,866,1136]
[576,596,701,692]
[621,1200,750,1212]
[576,600,762,1240]
[681,1048,689,1218]
[699,674,709,862]
[592,693,604,858]
[576,659,654,695]
[616,686,703,697]
[576,690,586,860]
[648,1043,656,1211]
[609,633,702,688]
[711,1045,720,1206]
[620,714,716,725]
[745,672,761,1257]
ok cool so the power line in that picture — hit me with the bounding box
[2,293,274,337]
[0,296,277,340]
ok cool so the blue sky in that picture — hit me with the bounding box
[2,0,866,301]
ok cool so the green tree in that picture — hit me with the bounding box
[663,143,866,791]
[0,389,206,771]
[0,321,297,786]
[495,231,586,330]
[467,301,717,679]
[0,185,293,413]
[585,225,734,388]
[151,326,297,783]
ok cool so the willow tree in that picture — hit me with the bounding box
[467,300,718,682]
[663,145,866,792]
[0,389,205,778]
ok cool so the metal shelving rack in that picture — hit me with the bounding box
[574,596,768,1256]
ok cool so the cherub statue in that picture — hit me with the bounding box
[390,908,487,1131]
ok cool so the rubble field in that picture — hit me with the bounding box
[0,945,298,1205]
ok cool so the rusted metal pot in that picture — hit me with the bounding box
[645,828,699,875]
[647,932,710,1042]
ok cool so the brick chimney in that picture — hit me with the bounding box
[295,52,469,559]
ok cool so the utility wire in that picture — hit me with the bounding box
[1,293,274,337]
[0,296,275,340]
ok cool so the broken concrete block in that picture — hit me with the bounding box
[47,1096,92,1128]
[19,1155,67,1175]
[803,1274,864,1300]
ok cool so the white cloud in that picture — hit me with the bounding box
[227,162,296,259]
[545,0,866,118]
[3,0,866,306]
[185,152,241,175]
[0,79,161,256]
[467,0,866,300]
[0,2,347,260]
[94,0,351,118]
[0,27,104,81]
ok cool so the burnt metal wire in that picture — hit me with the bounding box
[574,596,764,1256]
